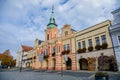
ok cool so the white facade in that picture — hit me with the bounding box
[16,46,23,67]
[110,8,120,71]
[22,52,28,68]
[16,46,27,68]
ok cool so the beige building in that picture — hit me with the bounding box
[74,20,116,71]
[26,49,36,68]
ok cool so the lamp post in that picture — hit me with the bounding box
[9,61,11,69]
[39,53,44,72]
[57,41,63,76]
[0,59,2,66]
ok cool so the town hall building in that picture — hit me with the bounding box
[33,7,117,71]
[16,7,118,71]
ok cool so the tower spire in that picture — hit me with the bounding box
[47,5,57,28]
[52,5,54,13]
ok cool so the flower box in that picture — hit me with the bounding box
[62,50,70,55]
[88,46,93,51]
[95,45,101,50]
[52,52,56,57]
[101,43,108,49]
[44,55,49,59]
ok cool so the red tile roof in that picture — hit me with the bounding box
[0,54,2,56]
[22,45,33,52]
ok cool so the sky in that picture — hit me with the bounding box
[0,0,120,58]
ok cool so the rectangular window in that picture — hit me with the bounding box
[52,47,55,53]
[88,39,92,47]
[95,37,100,45]
[55,46,57,53]
[101,35,107,43]
[44,51,45,55]
[58,46,60,52]
[67,44,70,50]
[82,41,86,48]
[47,34,49,40]
[65,31,68,36]
[118,36,120,44]
[63,45,66,50]
[78,42,81,49]
[46,49,48,55]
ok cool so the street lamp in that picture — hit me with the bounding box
[0,59,2,66]
[8,61,11,69]
[39,53,44,72]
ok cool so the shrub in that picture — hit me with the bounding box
[95,71,108,77]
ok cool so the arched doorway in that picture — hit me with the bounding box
[53,58,56,70]
[98,55,111,71]
[27,62,30,68]
[79,58,88,70]
[66,57,72,70]
[46,60,48,69]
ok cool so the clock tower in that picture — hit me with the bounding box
[45,6,59,41]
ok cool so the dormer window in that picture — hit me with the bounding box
[65,31,68,36]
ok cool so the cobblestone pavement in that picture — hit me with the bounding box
[0,72,88,80]
[0,68,120,80]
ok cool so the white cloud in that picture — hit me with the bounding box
[0,0,119,58]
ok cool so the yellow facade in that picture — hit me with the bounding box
[75,20,115,71]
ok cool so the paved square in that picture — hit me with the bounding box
[0,68,120,80]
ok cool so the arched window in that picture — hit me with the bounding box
[47,34,49,40]
[54,34,56,38]
[65,31,68,36]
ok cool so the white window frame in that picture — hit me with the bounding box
[117,36,120,45]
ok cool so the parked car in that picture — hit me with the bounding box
[0,65,8,69]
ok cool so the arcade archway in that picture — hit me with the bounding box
[79,58,88,70]
[46,60,48,69]
[52,58,56,70]
[98,55,115,71]
[66,57,72,70]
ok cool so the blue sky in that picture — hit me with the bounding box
[0,0,120,58]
